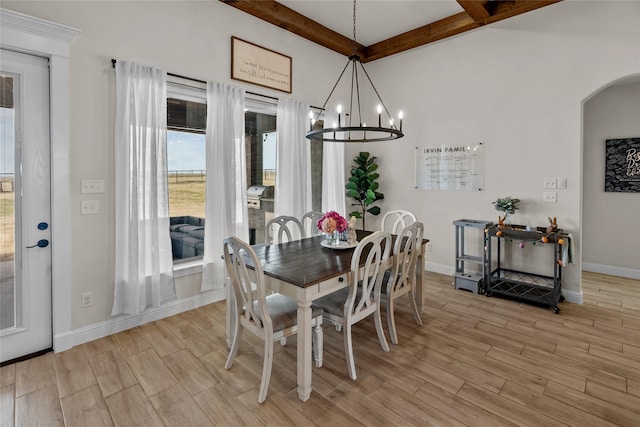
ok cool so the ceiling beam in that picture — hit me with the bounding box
[364,12,480,63]
[220,0,366,59]
[363,0,561,62]
[221,0,562,63]
[457,1,492,22]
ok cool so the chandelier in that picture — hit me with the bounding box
[306,0,404,143]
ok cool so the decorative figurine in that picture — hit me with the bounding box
[347,216,358,245]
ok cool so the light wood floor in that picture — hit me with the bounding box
[1,271,639,426]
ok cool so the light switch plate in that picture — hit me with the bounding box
[557,177,567,189]
[81,179,105,194]
[543,178,557,189]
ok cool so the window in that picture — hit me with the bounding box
[166,85,283,259]
[166,83,207,263]
[165,83,323,262]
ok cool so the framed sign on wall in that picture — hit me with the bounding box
[415,143,485,191]
[231,37,292,93]
[605,137,640,192]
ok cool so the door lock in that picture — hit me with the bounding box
[26,239,49,248]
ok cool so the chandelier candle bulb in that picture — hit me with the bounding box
[377,105,382,127]
[337,104,342,127]
[399,111,403,131]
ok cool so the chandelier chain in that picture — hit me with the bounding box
[352,0,357,55]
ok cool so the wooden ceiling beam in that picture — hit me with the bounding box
[363,12,479,63]
[220,0,366,59]
[457,1,492,22]
[364,0,561,62]
[221,0,562,63]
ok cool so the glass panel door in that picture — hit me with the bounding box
[0,49,52,363]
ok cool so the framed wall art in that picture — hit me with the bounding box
[605,137,640,192]
[231,36,292,93]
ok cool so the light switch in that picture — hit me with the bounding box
[557,177,567,189]
[543,178,557,189]
[81,179,105,194]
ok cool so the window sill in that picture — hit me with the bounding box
[173,258,203,278]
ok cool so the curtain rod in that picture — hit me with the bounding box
[111,59,323,111]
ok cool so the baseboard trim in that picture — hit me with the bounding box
[54,288,226,352]
[425,262,455,277]
[582,263,640,280]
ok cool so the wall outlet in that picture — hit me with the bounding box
[81,199,99,215]
[425,241,432,252]
[543,191,557,203]
[543,177,557,189]
[81,179,105,194]
[81,292,93,307]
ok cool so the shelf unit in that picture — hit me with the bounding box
[453,219,493,294]
[486,225,566,313]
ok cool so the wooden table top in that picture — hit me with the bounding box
[250,230,372,288]
[250,230,428,289]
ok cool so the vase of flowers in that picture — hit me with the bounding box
[317,211,348,245]
[492,196,520,226]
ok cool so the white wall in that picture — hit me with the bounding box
[2,0,345,331]
[344,0,640,302]
[3,0,640,337]
[583,80,640,278]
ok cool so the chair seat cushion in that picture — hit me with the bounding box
[249,293,323,332]
[315,288,350,317]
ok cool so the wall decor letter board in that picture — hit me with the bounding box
[605,138,640,192]
[415,143,485,191]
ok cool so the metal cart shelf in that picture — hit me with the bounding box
[486,225,565,313]
[454,219,493,294]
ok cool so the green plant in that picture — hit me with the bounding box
[346,151,384,229]
[493,196,520,214]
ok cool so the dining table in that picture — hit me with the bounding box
[225,229,428,401]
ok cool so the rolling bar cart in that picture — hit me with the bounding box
[454,219,493,294]
[486,225,566,313]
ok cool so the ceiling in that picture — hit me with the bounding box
[221,0,562,62]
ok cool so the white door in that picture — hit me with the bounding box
[0,49,52,363]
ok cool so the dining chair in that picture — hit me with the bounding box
[314,231,391,380]
[301,210,324,237]
[381,222,424,345]
[380,209,417,234]
[223,236,324,403]
[264,215,304,244]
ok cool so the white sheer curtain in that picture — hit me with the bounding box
[321,111,346,215]
[112,60,175,316]
[275,99,312,224]
[201,82,248,291]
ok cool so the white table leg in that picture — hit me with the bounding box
[296,298,313,401]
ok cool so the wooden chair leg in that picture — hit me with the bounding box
[343,324,357,380]
[258,336,274,403]
[225,320,243,369]
[374,304,390,352]
[408,289,423,326]
[386,295,399,345]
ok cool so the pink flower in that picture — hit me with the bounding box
[317,211,348,233]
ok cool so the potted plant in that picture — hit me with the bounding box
[346,152,384,230]
[492,196,520,226]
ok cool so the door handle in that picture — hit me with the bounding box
[26,239,49,249]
